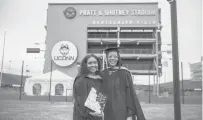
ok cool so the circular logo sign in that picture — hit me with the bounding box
[63,7,76,19]
[51,41,78,67]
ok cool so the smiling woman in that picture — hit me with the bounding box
[101,47,146,120]
[73,54,105,120]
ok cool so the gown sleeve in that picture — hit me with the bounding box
[124,70,146,120]
[73,76,92,119]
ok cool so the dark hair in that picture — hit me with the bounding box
[79,54,101,76]
[105,48,122,69]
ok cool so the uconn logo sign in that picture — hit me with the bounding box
[51,41,78,67]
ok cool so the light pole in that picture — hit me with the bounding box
[168,0,182,120]
[155,28,159,96]
[181,62,184,104]
[19,61,24,100]
[48,60,53,101]
[148,61,151,103]
[0,31,7,87]
[158,65,162,95]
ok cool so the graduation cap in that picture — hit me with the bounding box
[104,47,122,54]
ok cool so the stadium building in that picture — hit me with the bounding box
[43,2,162,85]
[189,62,202,81]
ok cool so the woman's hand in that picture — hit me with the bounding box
[89,112,103,117]
[126,116,132,120]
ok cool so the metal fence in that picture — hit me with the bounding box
[0,60,202,104]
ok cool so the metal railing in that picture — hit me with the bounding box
[88,49,154,54]
[123,64,156,70]
[88,33,117,38]
[87,33,156,39]
[119,34,155,39]
[120,49,154,54]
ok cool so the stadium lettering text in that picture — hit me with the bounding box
[92,20,157,25]
[80,9,156,16]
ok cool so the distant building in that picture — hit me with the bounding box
[189,62,202,81]
[135,80,202,96]
[0,72,27,86]
[159,80,202,96]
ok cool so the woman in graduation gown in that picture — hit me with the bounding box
[73,54,105,120]
[101,48,146,120]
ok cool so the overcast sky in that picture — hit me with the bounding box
[0,0,202,84]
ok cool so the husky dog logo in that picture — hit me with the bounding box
[59,44,69,56]
[63,7,76,19]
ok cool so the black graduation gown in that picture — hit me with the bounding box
[73,75,103,120]
[101,68,146,120]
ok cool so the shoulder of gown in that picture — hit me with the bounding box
[73,75,85,85]
[118,67,134,79]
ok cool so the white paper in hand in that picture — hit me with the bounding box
[85,87,105,113]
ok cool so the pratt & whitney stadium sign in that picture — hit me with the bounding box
[79,9,156,16]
